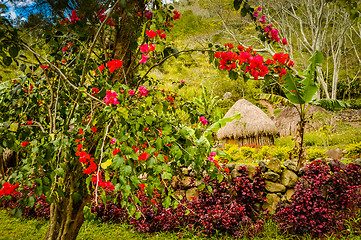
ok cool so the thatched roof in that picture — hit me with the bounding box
[217,99,278,140]
[274,105,326,137]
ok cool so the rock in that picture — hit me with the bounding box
[182,168,189,175]
[175,189,185,198]
[189,170,198,178]
[267,158,282,173]
[354,159,361,167]
[262,193,280,214]
[299,166,308,176]
[180,177,193,189]
[226,163,236,171]
[258,160,267,172]
[265,180,286,193]
[231,169,239,179]
[283,160,298,172]
[326,149,344,160]
[328,159,346,169]
[325,158,333,163]
[264,171,280,181]
[186,188,199,201]
[281,169,299,187]
[247,165,257,180]
[286,189,294,202]
[171,176,179,189]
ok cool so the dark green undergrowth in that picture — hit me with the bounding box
[2,210,361,240]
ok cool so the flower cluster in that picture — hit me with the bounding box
[0,182,19,197]
[98,9,115,26]
[140,43,155,54]
[91,173,114,190]
[214,46,269,80]
[138,86,148,97]
[104,90,120,106]
[60,10,81,24]
[173,10,181,20]
[146,30,166,39]
[107,59,123,73]
[199,116,208,125]
[21,141,30,147]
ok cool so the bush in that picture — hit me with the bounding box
[91,168,267,237]
[275,160,361,237]
[269,146,292,160]
[306,148,326,161]
[345,141,361,158]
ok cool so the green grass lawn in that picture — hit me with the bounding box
[3,209,361,240]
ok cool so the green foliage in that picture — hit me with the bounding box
[313,99,350,111]
[306,148,327,161]
[269,146,293,160]
[345,142,361,158]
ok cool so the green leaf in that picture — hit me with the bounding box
[172,200,179,209]
[135,211,142,219]
[3,56,12,66]
[128,204,136,217]
[113,155,125,170]
[28,195,35,208]
[217,173,224,182]
[9,122,18,132]
[20,64,26,72]
[161,171,172,180]
[282,73,304,104]
[228,70,238,80]
[55,167,64,177]
[120,165,132,176]
[163,196,171,209]
[233,0,243,11]
[9,46,20,58]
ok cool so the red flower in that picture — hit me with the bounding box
[282,38,287,45]
[107,59,123,73]
[146,30,157,38]
[113,148,121,156]
[138,152,150,161]
[21,141,30,147]
[156,30,166,39]
[151,199,156,204]
[91,87,100,94]
[26,121,32,125]
[173,10,181,20]
[224,168,230,173]
[62,47,67,52]
[70,10,79,23]
[79,128,84,135]
[139,183,146,191]
[91,126,97,132]
[225,43,234,49]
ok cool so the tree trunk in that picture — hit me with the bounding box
[110,0,145,84]
[44,196,90,240]
[44,162,91,240]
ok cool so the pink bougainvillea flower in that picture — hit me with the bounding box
[254,11,258,18]
[146,30,157,38]
[140,44,149,53]
[199,116,208,125]
[148,43,155,51]
[110,137,117,144]
[257,7,262,11]
[107,59,123,73]
[104,90,119,105]
[181,80,184,84]
[139,54,149,64]
[282,38,288,45]
[259,15,266,24]
[138,86,148,97]
[210,151,216,157]
[129,89,135,95]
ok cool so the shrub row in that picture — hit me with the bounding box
[2,160,361,238]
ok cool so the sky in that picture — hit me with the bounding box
[0,0,178,21]
[0,0,35,20]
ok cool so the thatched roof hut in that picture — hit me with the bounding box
[217,99,278,147]
[274,105,326,137]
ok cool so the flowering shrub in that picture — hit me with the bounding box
[90,167,267,237]
[275,160,361,237]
